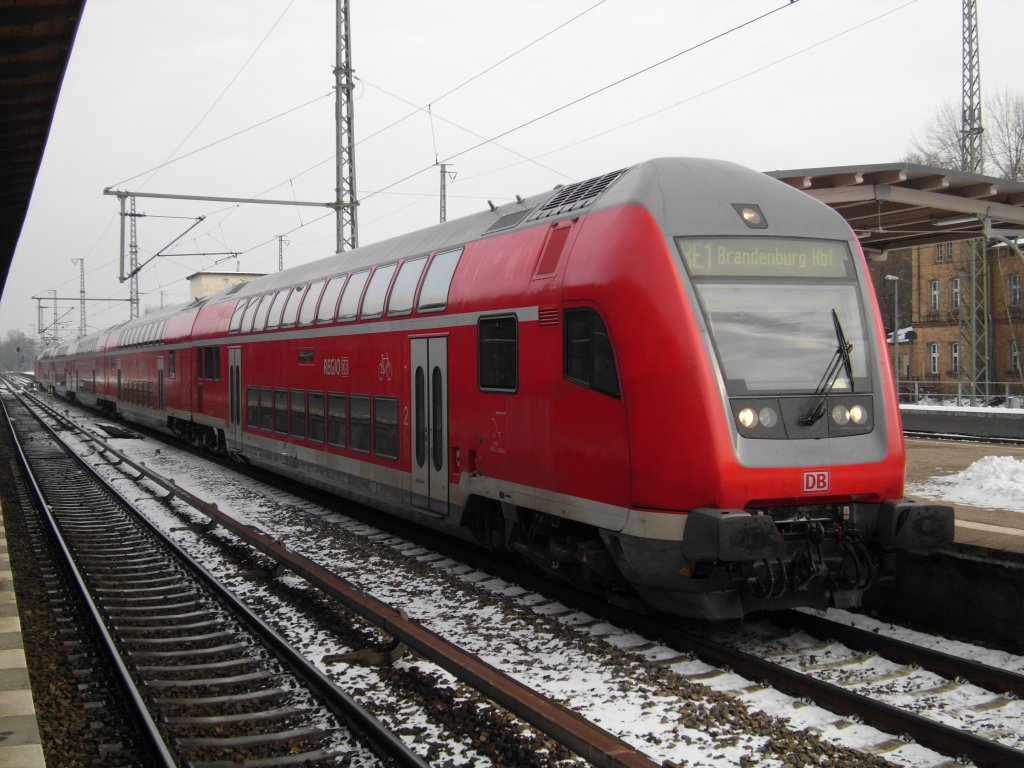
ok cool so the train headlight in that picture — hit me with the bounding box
[831,405,850,425]
[849,403,868,425]
[758,407,778,428]
[737,407,757,428]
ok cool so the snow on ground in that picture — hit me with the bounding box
[905,455,1024,513]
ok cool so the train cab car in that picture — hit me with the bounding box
[37,157,954,620]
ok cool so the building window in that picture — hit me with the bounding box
[564,308,621,398]
[928,342,939,375]
[949,342,960,375]
[1012,339,1021,374]
[374,397,399,459]
[935,242,946,264]
[1010,274,1021,307]
[950,277,961,309]
[929,280,940,311]
[478,315,518,391]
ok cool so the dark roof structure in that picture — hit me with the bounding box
[769,163,1024,255]
[0,0,86,294]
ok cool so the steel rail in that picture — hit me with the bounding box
[778,609,1024,698]
[12,386,428,768]
[23,389,660,768]
[0,391,177,767]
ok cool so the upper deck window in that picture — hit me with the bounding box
[418,248,462,312]
[253,293,275,331]
[264,289,290,330]
[242,294,265,332]
[281,285,308,327]
[360,264,398,320]
[337,270,370,322]
[317,275,347,324]
[229,298,249,333]
[387,257,427,316]
[299,280,326,326]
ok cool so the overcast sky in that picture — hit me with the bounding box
[5,0,1023,343]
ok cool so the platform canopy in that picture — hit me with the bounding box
[0,0,85,296]
[768,163,1024,256]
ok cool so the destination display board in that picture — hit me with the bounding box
[677,237,852,279]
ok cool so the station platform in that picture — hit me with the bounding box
[0,502,45,767]
[904,437,1024,555]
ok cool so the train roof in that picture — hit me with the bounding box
[201,157,849,308]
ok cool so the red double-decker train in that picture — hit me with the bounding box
[37,157,953,619]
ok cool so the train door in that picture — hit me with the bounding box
[227,347,242,450]
[157,358,165,411]
[410,337,449,516]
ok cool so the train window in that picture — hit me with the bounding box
[205,346,220,380]
[418,247,462,312]
[260,387,273,430]
[169,350,176,379]
[253,292,276,331]
[265,290,290,330]
[564,308,620,398]
[374,397,399,459]
[242,294,264,332]
[197,347,205,379]
[229,299,249,333]
[308,392,325,442]
[281,285,307,327]
[246,386,259,427]
[337,270,370,322]
[478,315,518,392]
[274,389,288,433]
[327,393,346,447]
[386,257,427,317]
[298,279,326,326]
[317,275,347,324]
[290,389,306,438]
[349,395,371,452]
[360,264,397,320]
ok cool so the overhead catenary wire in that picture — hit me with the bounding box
[132,0,299,191]
[360,0,802,204]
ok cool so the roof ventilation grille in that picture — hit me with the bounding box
[530,168,627,221]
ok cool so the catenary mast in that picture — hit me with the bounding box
[958,0,987,400]
[335,0,358,252]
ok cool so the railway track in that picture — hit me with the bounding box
[14,383,1024,767]
[4,384,664,768]
[1,386,425,767]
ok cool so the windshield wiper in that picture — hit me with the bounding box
[800,309,854,427]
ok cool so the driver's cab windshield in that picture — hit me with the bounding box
[676,237,871,396]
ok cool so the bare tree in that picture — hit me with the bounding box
[905,103,963,169]
[904,91,1024,181]
[985,90,1024,181]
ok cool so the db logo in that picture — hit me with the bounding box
[802,470,830,494]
